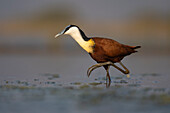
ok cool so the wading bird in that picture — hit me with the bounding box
[55,25,140,87]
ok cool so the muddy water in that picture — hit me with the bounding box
[0,53,170,113]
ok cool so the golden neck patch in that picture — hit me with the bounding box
[80,39,95,53]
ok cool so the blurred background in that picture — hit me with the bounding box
[0,0,170,77]
[0,0,169,55]
[1,1,170,113]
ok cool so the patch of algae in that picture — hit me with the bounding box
[89,82,102,86]
[71,82,82,85]
[0,85,35,89]
[79,84,90,89]
[142,93,170,105]
[158,94,170,105]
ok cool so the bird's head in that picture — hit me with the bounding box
[54,25,95,53]
[55,25,79,38]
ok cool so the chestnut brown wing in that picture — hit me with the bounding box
[90,37,136,63]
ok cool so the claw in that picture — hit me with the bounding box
[87,65,95,77]
[87,64,102,77]
[87,62,112,77]
[87,67,93,77]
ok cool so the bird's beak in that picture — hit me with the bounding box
[55,30,65,38]
[55,33,62,38]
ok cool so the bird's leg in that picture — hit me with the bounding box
[87,62,111,77]
[119,62,130,74]
[119,62,130,78]
[110,62,130,74]
[105,66,111,88]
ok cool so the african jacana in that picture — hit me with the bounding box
[55,25,140,87]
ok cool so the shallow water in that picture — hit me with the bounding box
[0,53,170,113]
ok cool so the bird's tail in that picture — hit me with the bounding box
[131,46,141,52]
[133,46,141,49]
[128,46,141,53]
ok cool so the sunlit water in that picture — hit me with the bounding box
[0,53,170,113]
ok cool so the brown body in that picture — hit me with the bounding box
[90,37,140,63]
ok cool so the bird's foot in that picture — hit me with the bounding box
[87,62,112,77]
[87,64,102,77]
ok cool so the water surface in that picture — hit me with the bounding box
[0,53,170,113]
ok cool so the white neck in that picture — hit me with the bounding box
[65,27,95,53]
[70,30,87,46]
